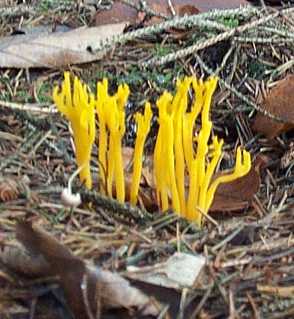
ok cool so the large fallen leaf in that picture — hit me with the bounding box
[1,221,160,318]
[252,74,294,139]
[0,24,126,68]
[94,0,249,26]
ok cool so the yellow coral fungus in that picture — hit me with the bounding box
[95,80,130,203]
[96,78,109,194]
[53,72,95,189]
[154,76,251,225]
[113,84,129,202]
[130,102,152,205]
[172,78,191,216]
[54,73,251,227]
[154,92,173,211]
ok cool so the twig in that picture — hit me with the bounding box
[92,6,259,52]
[0,4,35,17]
[143,8,294,67]
[0,100,57,114]
[211,225,244,253]
[188,287,212,319]
[194,54,289,123]
[80,188,153,222]
[167,0,176,17]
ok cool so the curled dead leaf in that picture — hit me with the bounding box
[252,74,294,139]
[0,245,48,277]
[210,156,264,212]
[0,175,30,202]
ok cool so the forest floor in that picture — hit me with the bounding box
[0,1,293,319]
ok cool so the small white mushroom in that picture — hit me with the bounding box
[60,164,85,208]
[61,188,81,208]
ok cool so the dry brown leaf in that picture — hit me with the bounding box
[0,245,48,277]
[210,156,264,212]
[0,24,126,68]
[252,74,294,139]
[178,5,200,16]
[0,175,30,202]
[94,0,249,27]
[94,0,197,26]
[94,2,138,26]
[3,221,161,318]
[142,1,199,25]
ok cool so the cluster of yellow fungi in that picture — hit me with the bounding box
[53,72,251,226]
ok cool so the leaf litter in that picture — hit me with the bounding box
[0,1,294,319]
[252,74,294,139]
[0,23,127,68]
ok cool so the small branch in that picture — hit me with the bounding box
[194,54,289,123]
[80,188,153,223]
[143,8,292,67]
[92,6,258,53]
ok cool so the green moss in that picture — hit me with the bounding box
[152,43,173,57]
[15,90,33,103]
[37,82,52,103]
[218,17,239,28]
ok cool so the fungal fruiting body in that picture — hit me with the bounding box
[95,79,130,203]
[54,73,251,226]
[154,76,251,225]
[130,102,152,205]
[53,72,95,189]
